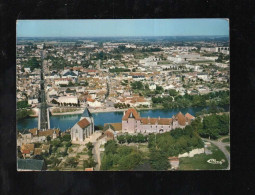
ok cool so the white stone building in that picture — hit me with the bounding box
[71,108,94,144]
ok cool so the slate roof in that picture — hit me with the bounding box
[81,107,92,118]
[63,71,78,77]
[17,159,45,171]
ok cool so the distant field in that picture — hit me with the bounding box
[222,138,230,143]
[179,144,228,170]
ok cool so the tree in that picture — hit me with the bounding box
[62,134,71,142]
[137,133,146,143]
[104,140,117,155]
[17,109,33,120]
[117,135,126,144]
[86,142,94,151]
[131,81,144,90]
[169,89,178,97]
[17,101,29,109]
[65,157,78,168]
[46,136,51,142]
[83,158,97,169]
[149,149,170,170]
[23,57,40,71]
[125,134,133,144]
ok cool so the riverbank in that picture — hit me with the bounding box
[32,104,229,117]
[18,106,229,131]
[48,106,159,116]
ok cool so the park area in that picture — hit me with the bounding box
[179,143,228,170]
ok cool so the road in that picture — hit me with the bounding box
[202,138,230,170]
[39,51,49,130]
[93,141,101,171]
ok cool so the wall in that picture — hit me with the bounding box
[178,148,205,158]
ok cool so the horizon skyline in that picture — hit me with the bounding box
[17,19,229,38]
[17,35,229,38]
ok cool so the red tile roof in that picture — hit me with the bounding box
[77,118,90,129]
[175,112,186,126]
[22,150,30,154]
[85,168,94,171]
[87,98,95,102]
[122,108,141,121]
[21,144,35,153]
[185,113,195,120]
[141,118,172,125]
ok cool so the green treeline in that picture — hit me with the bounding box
[101,140,144,171]
[17,100,32,120]
[117,133,148,144]
[197,114,230,140]
[17,109,33,120]
[46,56,71,70]
[152,90,229,109]
[17,101,29,109]
[147,124,204,170]
[22,57,40,71]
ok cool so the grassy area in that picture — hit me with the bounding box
[222,138,230,143]
[179,144,228,170]
[225,146,230,153]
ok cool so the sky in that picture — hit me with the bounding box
[17,19,229,37]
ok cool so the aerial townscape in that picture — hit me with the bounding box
[16,19,230,171]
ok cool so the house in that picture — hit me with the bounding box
[70,108,94,144]
[29,128,60,139]
[149,83,156,90]
[104,123,122,132]
[17,159,46,171]
[86,98,102,108]
[122,108,195,134]
[62,70,78,78]
[54,78,70,86]
[28,98,38,105]
[168,156,179,170]
[21,144,35,158]
[57,96,78,104]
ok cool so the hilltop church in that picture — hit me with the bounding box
[122,108,195,134]
[71,107,94,144]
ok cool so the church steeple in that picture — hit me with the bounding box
[81,107,92,118]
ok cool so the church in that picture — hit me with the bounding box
[71,107,94,144]
[122,108,195,134]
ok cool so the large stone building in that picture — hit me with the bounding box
[122,108,195,134]
[71,107,94,144]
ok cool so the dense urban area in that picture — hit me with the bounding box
[17,36,230,171]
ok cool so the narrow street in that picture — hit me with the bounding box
[93,141,101,171]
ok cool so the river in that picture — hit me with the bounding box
[17,106,229,131]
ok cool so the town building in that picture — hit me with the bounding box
[122,108,195,134]
[70,107,94,144]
